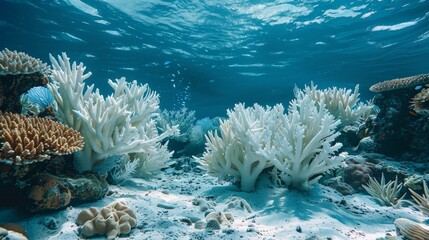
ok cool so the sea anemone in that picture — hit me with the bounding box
[410,87,429,116]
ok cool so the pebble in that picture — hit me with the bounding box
[157,202,176,209]
[223,228,235,234]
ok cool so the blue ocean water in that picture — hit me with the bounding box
[0,0,428,118]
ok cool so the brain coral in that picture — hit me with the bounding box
[76,201,137,239]
[0,112,83,164]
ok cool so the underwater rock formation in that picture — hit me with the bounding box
[24,173,109,212]
[0,49,50,113]
[343,160,375,191]
[368,88,429,162]
[25,174,71,212]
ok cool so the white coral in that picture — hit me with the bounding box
[48,53,178,173]
[197,103,277,192]
[264,96,347,190]
[198,97,346,192]
[294,82,374,129]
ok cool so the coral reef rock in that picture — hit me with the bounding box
[25,174,71,212]
[24,173,109,212]
[76,201,137,239]
[368,89,429,162]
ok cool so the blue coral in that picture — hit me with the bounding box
[22,86,55,110]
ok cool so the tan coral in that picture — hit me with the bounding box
[369,73,429,93]
[394,218,429,240]
[0,112,83,164]
[76,201,137,240]
[0,48,50,76]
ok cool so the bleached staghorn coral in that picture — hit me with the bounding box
[263,96,347,190]
[198,97,346,192]
[294,82,374,129]
[197,103,277,192]
[48,53,178,172]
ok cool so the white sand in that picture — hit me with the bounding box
[0,168,425,240]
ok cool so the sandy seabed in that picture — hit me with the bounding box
[0,164,423,240]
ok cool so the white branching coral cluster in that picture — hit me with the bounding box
[198,95,347,192]
[294,82,375,129]
[265,97,347,190]
[48,53,178,174]
[198,103,277,192]
[158,107,196,142]
[0,48,50,75]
